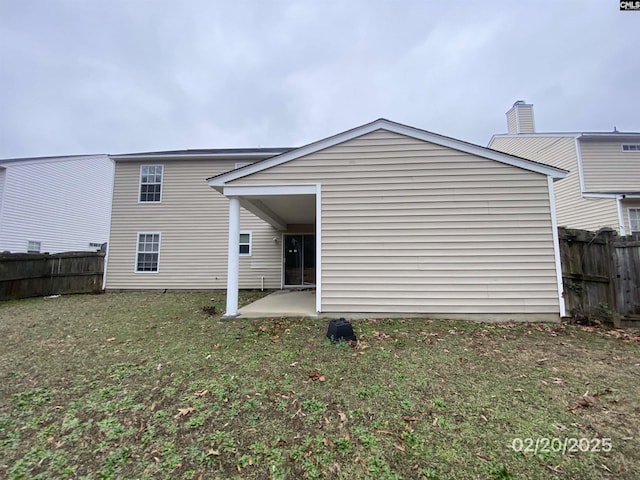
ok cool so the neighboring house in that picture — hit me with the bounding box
[106,119,568,321]
[0,154,114,253]
[489,101,640,235]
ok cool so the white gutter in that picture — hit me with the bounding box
[112,152,286,161]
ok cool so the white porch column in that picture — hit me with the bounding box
[224,196,240,317]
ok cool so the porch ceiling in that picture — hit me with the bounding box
[241,194,315,230]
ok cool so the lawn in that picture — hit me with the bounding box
[1,291,639,480]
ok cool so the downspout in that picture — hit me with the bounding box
[616,196,626,235]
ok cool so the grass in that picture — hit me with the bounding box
[0,291,639,479]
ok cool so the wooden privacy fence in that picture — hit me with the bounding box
[559,228,640,326]
[0,251,105,301]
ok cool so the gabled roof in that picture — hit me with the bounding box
[490,131,640,143]
[579,132,640,141]
[209,118,568,186]
[111,147,294,161]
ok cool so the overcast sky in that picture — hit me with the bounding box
[1,0,638,159]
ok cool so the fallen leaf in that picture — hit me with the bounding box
[208,449,220,456]
[403,416,419,422]
[338,411,347,422]
[308,373,326,382]
[194,390,209,397]
[174,407,194,419]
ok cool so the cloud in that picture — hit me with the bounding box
[1,0,638,158]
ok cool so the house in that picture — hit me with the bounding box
[489,101,640,235]
[105,119,569,321]
[0,154,114,253]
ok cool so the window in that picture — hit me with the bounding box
[27,240,41,253]
[136,233,160,272]
[239,231,252,256]
[235,162,252,169]
[630,209,640,234]
[139,165,163,202]
[622,144,640,152]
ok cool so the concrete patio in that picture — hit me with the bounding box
[238,289,317,318]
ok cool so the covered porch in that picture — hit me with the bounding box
[212,184,322,318]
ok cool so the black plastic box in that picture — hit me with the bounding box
[326,318,356,342]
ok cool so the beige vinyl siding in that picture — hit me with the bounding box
[229,130,560,316]
[580,140,640,192]
[506,104,534,134]
[517,109,535,134]
[507,109,517,134]
[490,136,619,232]
[107,160,281,289]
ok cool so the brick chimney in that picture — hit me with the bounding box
[506,100,535,134]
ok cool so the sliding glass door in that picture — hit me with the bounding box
[283,234,316,286]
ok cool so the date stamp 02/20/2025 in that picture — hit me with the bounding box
[509,437,612,456]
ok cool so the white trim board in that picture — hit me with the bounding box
[208,119,568,187]
[315,184,322,313]
[574,138,586,193]
[102,157,117,289]
[547,177,566,318]
[222,185,318,196]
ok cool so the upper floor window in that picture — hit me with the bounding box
[630,209,640,234]
[27,240,41,253]
[139,165,163,202]
[622,144,640,152]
